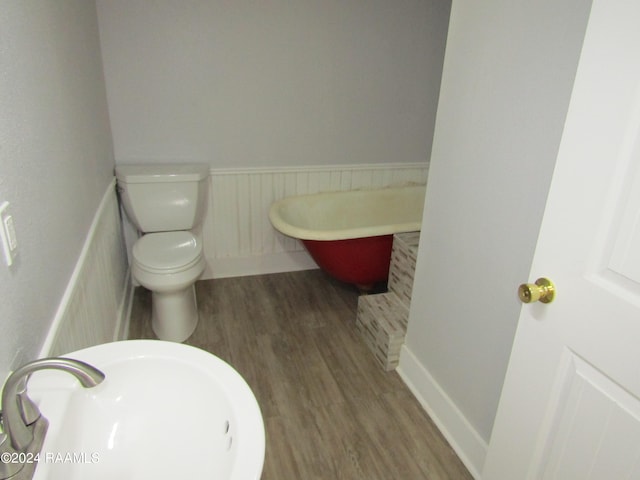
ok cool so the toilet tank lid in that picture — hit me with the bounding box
[115,164,209,184]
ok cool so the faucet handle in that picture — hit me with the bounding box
[16,380,41,426]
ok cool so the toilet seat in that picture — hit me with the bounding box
[133,231,203,275]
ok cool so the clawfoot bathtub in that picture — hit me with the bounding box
[269,185,425,290]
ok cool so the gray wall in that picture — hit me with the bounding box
[404,0,592,446]
[96,0,451,168]
[0,1,115,381]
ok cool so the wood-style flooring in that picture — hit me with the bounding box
[129,270,473,480]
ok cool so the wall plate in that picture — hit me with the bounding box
[0,201,17,266]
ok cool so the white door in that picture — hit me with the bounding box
[482,0,640,478]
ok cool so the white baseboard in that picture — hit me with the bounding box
[202,250,318,279]
[397,345,487,479]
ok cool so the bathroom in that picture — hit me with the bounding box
[1,0,603,478]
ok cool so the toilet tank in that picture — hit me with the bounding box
[115,164,209,233]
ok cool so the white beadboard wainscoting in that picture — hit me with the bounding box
[40,179,132,357]
[201,162,429,279]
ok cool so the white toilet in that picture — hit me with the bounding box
[115,164,209,342]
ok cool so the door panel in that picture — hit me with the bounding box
[482,0,640,478]
[536,352,640,479]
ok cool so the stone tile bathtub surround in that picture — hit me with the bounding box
[389,231,420,306]
[357,232,419,371]
[357,293,409,370]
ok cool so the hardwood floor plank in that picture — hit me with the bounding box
[262,415,304,479]
[380,390,473,480]
[311,400,394,480]
[128,270,473,480]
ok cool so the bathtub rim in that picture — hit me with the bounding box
[268,184,425,241]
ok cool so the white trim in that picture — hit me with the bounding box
[208,162,428,176]
[397,345,487,480]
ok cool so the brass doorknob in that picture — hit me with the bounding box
[518,277,555,304]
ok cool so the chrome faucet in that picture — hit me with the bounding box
[0,358,105,479]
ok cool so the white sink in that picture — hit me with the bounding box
[26,340,265,480]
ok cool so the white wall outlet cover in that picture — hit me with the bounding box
[0,201,18,266]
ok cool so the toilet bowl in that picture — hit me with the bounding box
[132,231,206,342]
[115,164,209,343]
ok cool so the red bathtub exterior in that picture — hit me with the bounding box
[302,235,393,288]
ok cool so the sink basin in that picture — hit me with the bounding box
[26,340,265,480]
